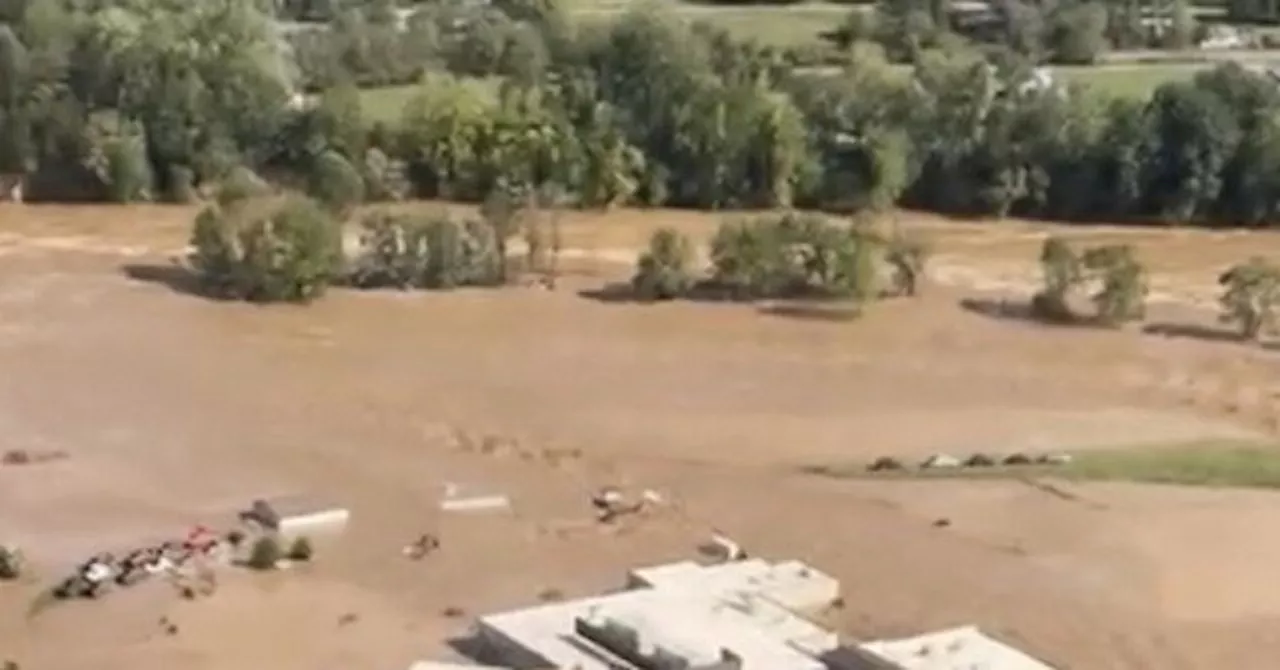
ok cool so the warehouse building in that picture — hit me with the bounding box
[472,559,840,670]
[439,558,1058,670]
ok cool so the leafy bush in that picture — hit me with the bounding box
[362,148,411,202]
[287,536,314,562]
[708,213,882,301]
[1030,237,1147,325]
[217,166,272,206]
[246,535,282,571]
[1083,244,1147,326]
[348,211,502,290]
[166,165,197,204]
[0,545,23,580]
[83,117,153,203]
[632,228,695,300]
[1219,257,1280,340]
[885,231,929,297]
[308,150,365,215]
[189,196,343,303]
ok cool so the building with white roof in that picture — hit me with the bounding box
[848,625,1057,670]
[626,558,841,615]
[451,559,1056,670]
[472,558,841,670]
[475,583,829,670]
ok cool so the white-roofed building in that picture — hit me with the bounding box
[849,625,1058,670]
[474,584,828,670]
[626,558,840,615]
[457,559,1055,670]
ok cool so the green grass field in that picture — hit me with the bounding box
[807,439,1280,490]
[1054,63,1205,99]
[358,85,424,125]
[574,1,855,47]
[358,75,504,125]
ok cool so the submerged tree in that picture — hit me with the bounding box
[348,210,501,290]
[632,227,695,300]
[1029,237,1147,325]
[884,229,929,297]
[189,196,343,303]
[1031,236,1082,322]
[1082,244,1147,326]
[1219,257,1280,341]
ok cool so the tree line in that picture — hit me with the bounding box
[186,183,1280,353]
[6,0,1280,227]
[829,0,1203,67]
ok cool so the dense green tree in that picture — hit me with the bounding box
[308,149,365,215]
[1047,1,1109,65]
[1143,82,1241,224]
[9,0,1280,232]
[189,195,342,303]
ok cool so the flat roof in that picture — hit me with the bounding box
[629,559,839,615]
[857,626,1058,670]
[630,559,772,590]
[479,586,826,670]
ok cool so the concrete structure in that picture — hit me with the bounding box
[847,626,1058,670]
[627,558,841,615]
[466,559,1054,670]
[475,558,841,670]
[241,494,350,535]
[476,586,827,670]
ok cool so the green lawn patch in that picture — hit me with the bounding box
[358,85,422,126]
[357,75,504,126]
[1053,63,1206,99]
[573,0,854,48]
[807,440,1280,490]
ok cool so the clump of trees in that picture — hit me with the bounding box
[246,535,283,571]
[827,0,1203,68]
[630,212,929,306]
[632,228,695,301]
[1,0,1280,230]
[188,194,343,303]
[1022,238,1280,347]
[190,183,567,302]
[347,210,502,290]
[8,0,1280,238]
[1030,236,1148,326]
[1219,257,1280,341]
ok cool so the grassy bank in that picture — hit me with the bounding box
[806,440,1280,489]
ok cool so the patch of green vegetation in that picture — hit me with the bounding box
[1053,64,1205,99]
[357,76,505,126]
[358,86,422,125]
[808,440,1280,490]
[681,5,853,47]
[1057,442,1280,488]
[572,1,854,48]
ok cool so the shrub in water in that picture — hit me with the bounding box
[247,535,282,571]
[287,536,314,562]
